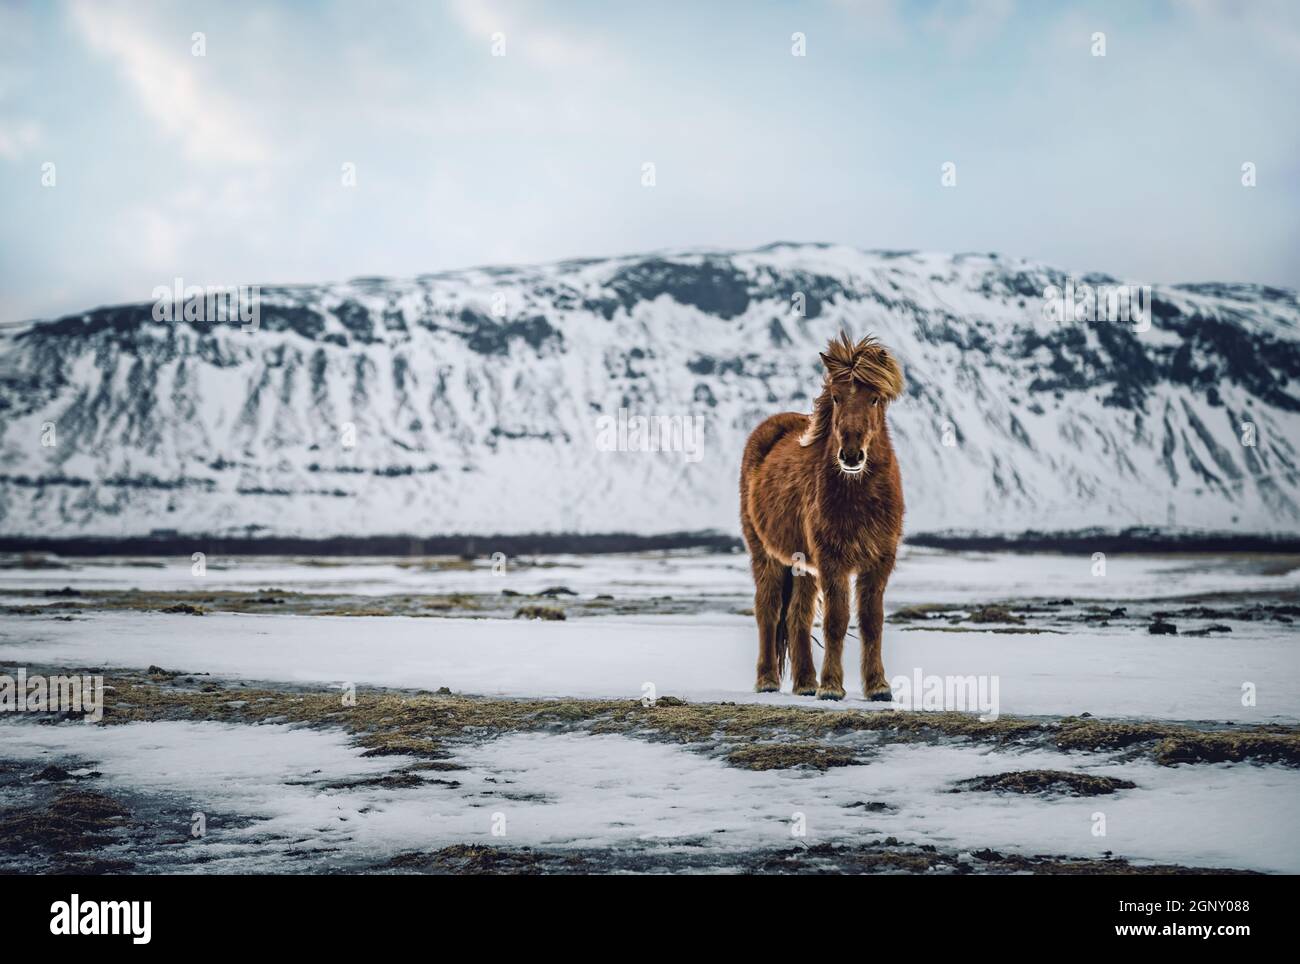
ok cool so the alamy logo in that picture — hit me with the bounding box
[1041,278,1151,332]
[151,277,261,332]
[50,894,151,944]
[594,407,705,463]
[0,669,103,722]
[890,668,1000,720]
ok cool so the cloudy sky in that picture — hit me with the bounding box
[1,0,1297,322]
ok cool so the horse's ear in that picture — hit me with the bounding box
[879,349,905,401]
[819,351,849,378]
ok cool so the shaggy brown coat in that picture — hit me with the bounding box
[739,332,905,700]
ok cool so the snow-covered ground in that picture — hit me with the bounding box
[1,548,1297,873]
[4,609,1296,722]
[3,720,1297,873]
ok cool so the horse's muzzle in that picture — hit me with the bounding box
[837,449,867,475]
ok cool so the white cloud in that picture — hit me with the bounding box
[1179,0,1300,62]
[447,0,615,69]
[0,2,42,159]
[0,119,41,160]
[922,0,1015,52]
[829,0,1014,48]
[828,0,911,43]
[67,0,268,165]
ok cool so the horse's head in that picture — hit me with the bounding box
[803,332,904,476]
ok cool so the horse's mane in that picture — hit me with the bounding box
[799,332,904,447]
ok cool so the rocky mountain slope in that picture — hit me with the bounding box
[1,243,1297,539]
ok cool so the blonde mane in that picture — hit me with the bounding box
[799,332,904,447]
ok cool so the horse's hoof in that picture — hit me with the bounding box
[755,681,781,694]
[865,687,894,702]
[793,684,818,697]
[816,686,845,701]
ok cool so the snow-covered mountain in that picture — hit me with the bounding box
[1,243,1297,539]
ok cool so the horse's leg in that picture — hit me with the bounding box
[816,565,849,700]
[787,570,818,695]
[751,552,784,693]
[856,570,893,701]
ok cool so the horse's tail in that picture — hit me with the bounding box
[775,565,794,679]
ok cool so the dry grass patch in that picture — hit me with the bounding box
[953,769,1136,796]
[83,672,1300,770]
[726,743,859,771]
[0,789,130,854]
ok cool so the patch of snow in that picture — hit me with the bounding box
[2,608,1295,723]
[3,721,1296,873]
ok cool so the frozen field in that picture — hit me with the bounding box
[1,547,1297,874]
[2,543,1294,603]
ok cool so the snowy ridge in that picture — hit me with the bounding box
[1,242,1297,538]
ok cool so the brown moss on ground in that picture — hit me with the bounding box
[386,844,584,875]
[356,734,448,758]
[83,671,1300,770]
[953,770,1137,796]
[92,672,1042,764]
[901,625,1060,634]
[0,585,745,621]
[421,594,481,611]
[380,840,1256,875]
[0,789,130,854]
[762,842,1255,876]
[890,602,1049,625]
[1153,731,1300,766]
[0,587,501,620]
[322,772,428,790]
[888,603,959,623]
[965,850,1256,876]
[1055,717,1300,766]
[759,842,964,874]
[1054,717,1181,751]
[513,605,566,621]
[726,743,859,771]
[601,702,1044,745]
[391,557,479,572]
[967,605,1026,624]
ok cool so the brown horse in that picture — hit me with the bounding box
[739,332,905,700]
